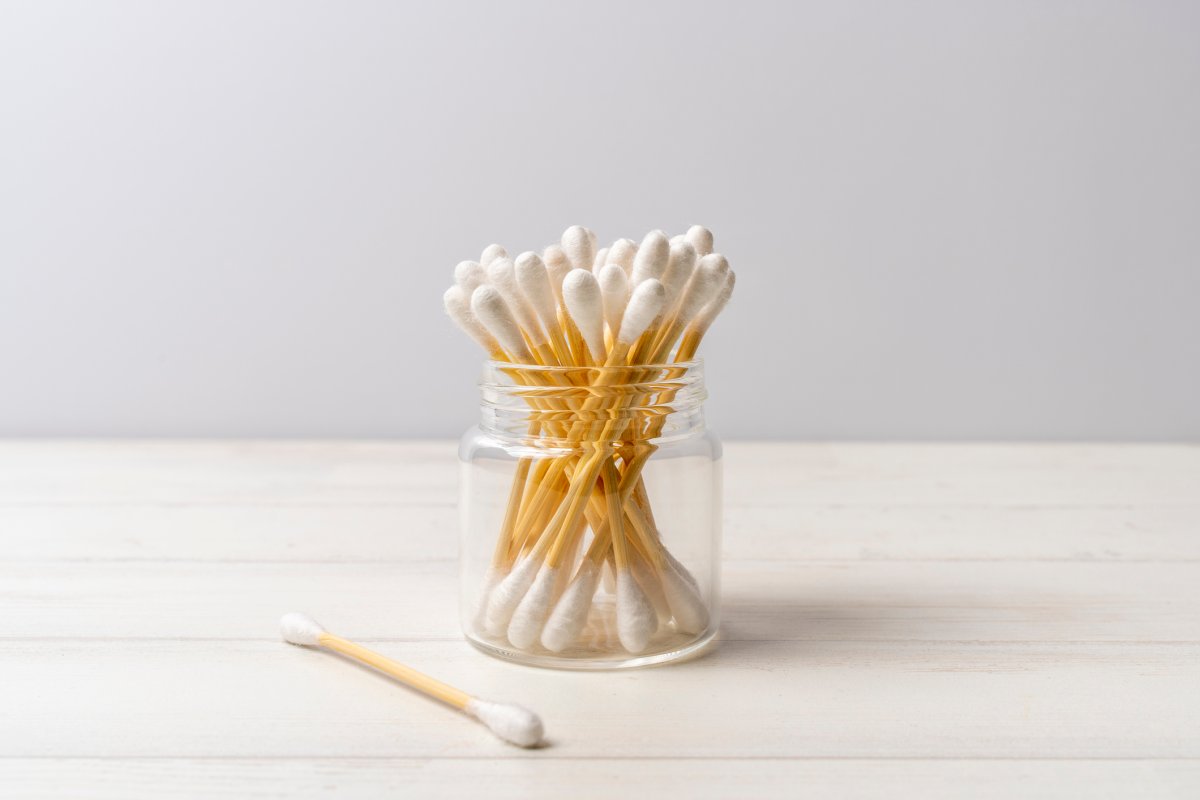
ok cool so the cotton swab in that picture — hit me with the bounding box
[685,225,714,257]
[444,286,500,356]
[471,285,533,363]
[607,238,638,274]
[615,567,657,652]
[659,240,698,313]
[630,230,671,287]
[562,269,606,364]
[487,257,546,348]
[480,243,508,268]
[540,558,602,652]
[561,225,596,273]
[597,263,630,341]
[280,613,544,748]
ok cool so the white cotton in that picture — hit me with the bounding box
[616,568,657,654]
[592,246,609,272]
[673,254,729,329]
[661,547,700,590]
[562,269,606,362]
[631,558,670,624]
[661,559,709,634]
[280,612,326,646]
[660,241,697,311]
[444,286,500,354]
[693,270,736,335]
[473,566,507,635]
[454,260,486,295]
[541,559,601,652]
[487,257,545,346]
[465,699,544,748]
[514,252,559,333]
[542,244,572,303]
[597,263,630,340]
[471,285,533,363]
[685,225,714,257]
[616,279,665,345]
[585,227,598,251]
[507,565,559,650]
[480,243,508,268]
[669,234,687,247]
[561,225,596,273]
[607,238,638,274]
[601,558,616,594]
[483,554,542,637]
[630,230,671,287]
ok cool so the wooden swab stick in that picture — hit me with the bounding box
[280,613,544,747]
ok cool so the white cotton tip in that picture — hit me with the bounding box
[471,285,532,364]
[592,246,609,272]
[601,558,616,594]
[669,233,686,246]
[585,227,597,250]
[616,569,657,653]
[631,558,670,624]
[280,612,326,646]
[685,225,714,257]
[561,225,596,273]
[661,547,700,590]
[514,252,559,332]
[674,253,730,329]
[616,278,665,345]
[661,240,698,310]
[444,285,500,354]
[607,238,638,274]
[661,560,709,634]
[597,263,630,340]
[465,698,544,748]
[454,260,486,295]
[542,244,572,303]
[480,243,508,268]
[507,565,558,650]
[483,554,542,637]
[541,559,601,652]
[487,257,545,346]
[473,567,507,634]
[630,230,671,287]
[562,269,606,362]
[693,270,736,334]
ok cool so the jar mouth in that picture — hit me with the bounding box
[477,359,708,446]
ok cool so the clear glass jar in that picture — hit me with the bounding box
[459,360,722,669]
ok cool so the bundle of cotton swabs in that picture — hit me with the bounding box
[443,225,735,655]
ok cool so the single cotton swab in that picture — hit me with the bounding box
[480,243,508,268]
[280,613,544,747]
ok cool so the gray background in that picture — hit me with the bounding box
[2,0,1197,440]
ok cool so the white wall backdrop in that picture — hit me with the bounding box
[1,0,1197,439]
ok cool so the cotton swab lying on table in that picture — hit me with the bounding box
[280,613,545,748]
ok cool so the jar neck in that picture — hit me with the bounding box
[478,360,707,447]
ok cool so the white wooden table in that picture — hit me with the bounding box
[2,441,1198,798]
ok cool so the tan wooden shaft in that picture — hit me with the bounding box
[318,633,472,710]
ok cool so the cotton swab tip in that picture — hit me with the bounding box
[480,244,508,268]
[280,612,326,646]
[465,699,545,748]
[562,268,606,361]
[454,260,486,295]
[616,278,666,345]
[561,225,596,273]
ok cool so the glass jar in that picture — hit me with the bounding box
[459,360,722,669]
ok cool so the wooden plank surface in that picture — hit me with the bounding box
[1,441,1197,798]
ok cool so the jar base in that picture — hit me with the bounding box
[465,628,718,670]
